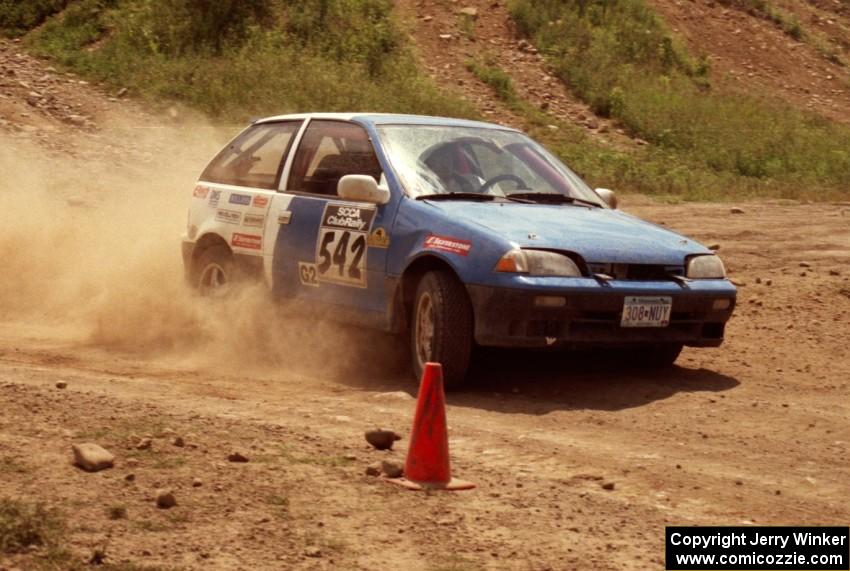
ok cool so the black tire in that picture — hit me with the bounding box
[623,343,684,369]
[410,271,473,390]
[195,245,235,297]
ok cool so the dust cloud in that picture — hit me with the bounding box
[0,117,400,380]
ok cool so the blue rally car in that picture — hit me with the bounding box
[182,113,736,387]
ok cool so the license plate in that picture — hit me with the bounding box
[621,296,672,328]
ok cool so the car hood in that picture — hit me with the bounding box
[424,201,710,265]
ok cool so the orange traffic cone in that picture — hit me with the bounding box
[386,362,475,491]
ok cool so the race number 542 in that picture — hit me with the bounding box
[316,229,367,286]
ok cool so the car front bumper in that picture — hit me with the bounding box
[467,279,736,349]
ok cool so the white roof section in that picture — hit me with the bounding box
[253,112,518,131]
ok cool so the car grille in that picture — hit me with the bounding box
[587,263,683,281]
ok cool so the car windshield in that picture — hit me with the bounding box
[376,125,603,205]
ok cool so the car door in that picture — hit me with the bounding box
[269,119,392,318]
[195,120,301,268]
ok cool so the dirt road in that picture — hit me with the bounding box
[1,39,849,571]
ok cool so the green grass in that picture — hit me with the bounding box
[428,555,484,571]
[717,0,802,40]
[717,0,846,64]
[0,456,32,475]
[0,498,63,554]
[6,0,850,199]
[107,504,128,520]
[508,0,850,199]
[0,0,68,37]
[23,0,474,121]
[0,498,180,569]
[466,57,518,104]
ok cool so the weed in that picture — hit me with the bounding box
[0,456,32,475]
[134,519,170,533]
[0,498,63,554]
[267,494,291,518]
[466,57,518,104]
[458,13,476,40]
[151,456,187,470]
[428,555,484,571]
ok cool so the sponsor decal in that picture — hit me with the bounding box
[215,209,241,225]
[229,193,252,206]
[252,195,269,208]
[193,184,210,199]
[231,233,262,250]
[314,203,377,288]
[321,204,375,232]
[298,262,319,287]
[367,227,390,249]
[209,189,222,207]
[423,234,472,256]
[243,213,265,228]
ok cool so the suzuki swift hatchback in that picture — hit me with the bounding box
[182,114,736,387]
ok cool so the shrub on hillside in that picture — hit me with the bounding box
[0,0,69,36]
[115,0,272,55]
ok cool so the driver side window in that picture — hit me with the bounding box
[288,120,383,196]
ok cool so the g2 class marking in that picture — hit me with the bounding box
[298,262,319,287]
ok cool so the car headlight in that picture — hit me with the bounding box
[686,255,726,279]
[495,249,583,277]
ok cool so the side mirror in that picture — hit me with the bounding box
[338,175,390,205]
[595,188,618,209]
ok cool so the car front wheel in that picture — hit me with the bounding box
[410,271,473,390]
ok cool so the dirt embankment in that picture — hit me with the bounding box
[639,0,850,122]
[393,0,632,145]
[1,37,850,571]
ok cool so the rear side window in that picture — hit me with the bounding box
[201,121,300,190]
[288,120,382,196]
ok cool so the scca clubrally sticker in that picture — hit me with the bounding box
[314,203,377,287]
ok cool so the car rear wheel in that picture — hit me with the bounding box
[195,245,235,297]
[410,271,473,390]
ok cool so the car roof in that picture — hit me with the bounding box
[253,112,519,132]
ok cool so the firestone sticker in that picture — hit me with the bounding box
[423,234,472,256]
[231,233,262,250]
[252,195,269,208]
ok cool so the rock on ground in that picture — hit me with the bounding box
[71,443,115,472]
[155,489,177,509]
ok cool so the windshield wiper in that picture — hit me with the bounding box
[415,192,496,202]
[506,192,602,208]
